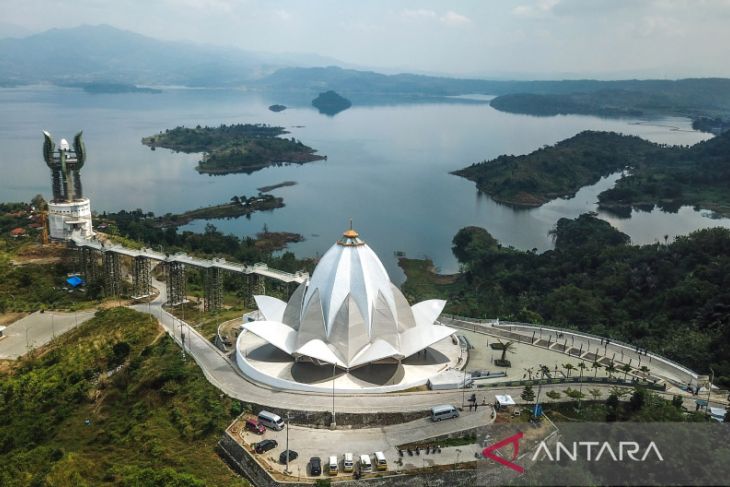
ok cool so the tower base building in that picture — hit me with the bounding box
[48,197,93,241]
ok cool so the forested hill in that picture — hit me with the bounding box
[400,215,730,387]
[452,131,660,207]
[488,79,730,123]
[453,130,730,217]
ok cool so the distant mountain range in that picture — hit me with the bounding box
[0,24,342,87]
[1,24,729,124]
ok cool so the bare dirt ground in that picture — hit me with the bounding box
[10,242,66,266]
[0,312,29,326]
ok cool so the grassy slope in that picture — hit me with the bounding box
[0,307,248,487]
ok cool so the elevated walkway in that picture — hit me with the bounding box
[69,232,308,284]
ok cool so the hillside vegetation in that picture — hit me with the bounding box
[0,307,247,486]
[489,79,730,122]
[453,130,730,216]
[142,124,324,175]
[401,215,730,387]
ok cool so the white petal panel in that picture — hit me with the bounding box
[371,290,399,349]
[297,288,326,348]
[254,295,287,323]
[399,323,455,358]
[295,339,346,367]
[241,320,297,355]
[411,299,447,327]
[282,282,306,329]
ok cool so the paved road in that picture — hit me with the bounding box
[133,280,704,414]
[0,310,96,359]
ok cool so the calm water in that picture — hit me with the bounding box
[1,86,727,282]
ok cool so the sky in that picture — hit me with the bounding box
[2,0,730,78]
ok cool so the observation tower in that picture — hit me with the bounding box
[42,131,93,240]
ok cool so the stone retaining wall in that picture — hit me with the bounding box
[246,405,429,428]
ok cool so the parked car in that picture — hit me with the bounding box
[254,439,278,454]
[279,449,299,464]
[309,456,322,476]
[245,419,266,435]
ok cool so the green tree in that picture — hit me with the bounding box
[621,363,632,380]
[563,363,576,377]
[605,362,617,378]
[592,360,602,377]
[521,384,536,403]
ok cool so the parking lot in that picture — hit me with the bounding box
[232,407,492,479]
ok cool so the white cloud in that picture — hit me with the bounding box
[440,11,471,26]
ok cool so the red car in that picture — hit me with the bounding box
[245,419,266,435]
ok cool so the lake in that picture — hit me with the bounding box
[1,86,727,282]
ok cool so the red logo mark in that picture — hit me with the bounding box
[482,431,525,473]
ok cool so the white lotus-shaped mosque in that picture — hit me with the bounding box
[242,227,456,370]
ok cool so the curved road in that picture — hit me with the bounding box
[130,280,718,414]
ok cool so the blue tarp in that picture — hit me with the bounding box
[67,276,85,287]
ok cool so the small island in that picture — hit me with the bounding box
[142,123,325,175]
[257,181,297,193]
[268,104,287,112]
[454,130,730,216]
[159,194,284,227]
[82,82,161,94]
[312,90,352,115]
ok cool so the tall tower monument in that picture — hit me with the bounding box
[42,131,93,240]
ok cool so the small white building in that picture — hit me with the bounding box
[495,394,517,410]
[428,369,473,390]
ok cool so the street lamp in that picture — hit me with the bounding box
[285,411,291,474]
[331,363,337,428]
[706,368,714,417]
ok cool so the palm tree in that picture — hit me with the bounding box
[639,365,650,377]
[496,340,516,366]
[592,360,602,377]
[621,363,632,380]
[539,364,552,379]
[563,363,575,378]
[577,362,587,378]
[605,362,617,379]
[588,388,602,400]
[523,367,534,380]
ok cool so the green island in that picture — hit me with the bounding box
[489,79,730,131]
[81,82,161,94]
[147,194,284,228]
[142,124,324,175]
[399,214,730,387]
[257,180,297,193]
[312,90,352,115]
[453,130,730,216]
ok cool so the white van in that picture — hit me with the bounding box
[431,404,459,421]
[343,452,354,472]
[257,410,285,430]
[359,454,372,472]
[328,456,339,476]
[374,451,387,471]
